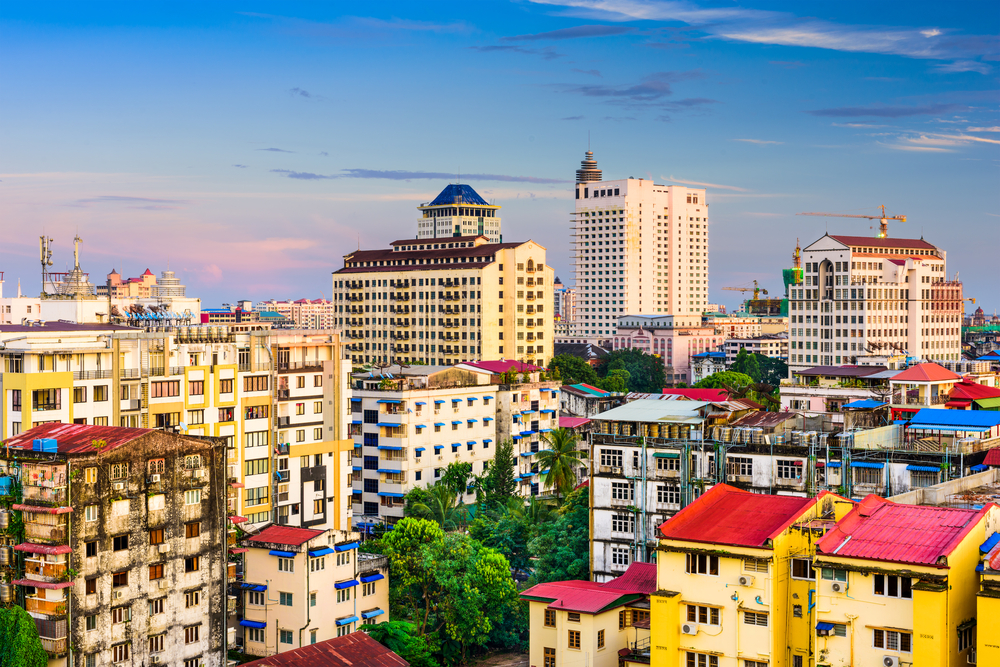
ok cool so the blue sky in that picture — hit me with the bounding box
[2,1,997,313]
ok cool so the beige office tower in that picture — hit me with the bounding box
[570,151,710,343]
[416,184,502,243]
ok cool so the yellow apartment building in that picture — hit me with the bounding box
[649,484,854,667]
[239,525,389,657]
[332,235,554,368]
[978,530,1000,666]
[812,495,998,667]
[521,562,657,667]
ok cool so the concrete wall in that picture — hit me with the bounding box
[889,467,999,506]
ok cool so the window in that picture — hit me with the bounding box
[85,467,97,483]
[958,624,975,652]
[544,648,556,667]
[248,590,265,606]
[245,458,269,476]
[314,427,323,440]
[184,625,200,644]
[687,605,720,626]
[311,629,318,645]
[248,627,266,643]
[86,578,97,595]
[149,528,164,545]
[112,534,128,551]
[745,559,769,573]
[278,557,294,573]
[685,653,718,667]
[111,606,131,624]
[873,629,912,652]
[611,514,634,534]
[189,380,204,396]
[94,385,108,401]
[151,381,180,398]
[337,624,350,637]
[297,376,306,388]
[74,387,87,403]
[219,406,235,422]
[745,661,769,667]
[245,430,269,447]
[567,612,580,622]
[112,644,130,662]
[110,462,129,480]
[597,629,605,649]
[792,657,803,667]
[363,582,376,596]
[544,610,556,627]
[821,568,847,582]
[149,634,165,654]
[337,588,352,603]
[149,598,165,616]
[220,378,233,394]
[873,573,911,598]
[185,556,199,572]
[244,375,269,392]
[743,611,768,626]
[185,590,200,607]
[184,489,201,505]
[148,458,165,475]
[112,570,128,588]
[611,481,633,500]
[246,405,269,420]
[657,484,680,505]
[85,540,97,558]
[32,388,61,411]
[568,630,581,650]
[611,546,630,566]
[600,449,623,467]
[657,456,679,471]
[85,614,97,631]
[776,459,802,480]
[149,564,164,580]
[726,456,752,476]
[686,553,719,576]
[791,558,816,580]
[314,499,324,514]
[832,624,847,637]
[311,556,326,571]
[280,592,293,606]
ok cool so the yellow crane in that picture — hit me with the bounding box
[797,204,906,238]
[723,280,768,300]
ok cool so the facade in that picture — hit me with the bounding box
[979,529,1000,667]
[704,313,787,339]
[491,375,561,496]
[779,364,896,426]
[254,299,339,330]
[238,525,389,656]
[789,234,963,375]
[154,270,187,298]
[0,423,228,667]
[571,151,710,343]
[612,315,725,384]
[416,184,502,243]
[724,333,788,364]
[333,236,554,368]
[689,351,727,384]
[559,383,626,418]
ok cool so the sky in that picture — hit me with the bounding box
[2,1,998,313]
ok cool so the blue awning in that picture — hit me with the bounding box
[434,445,444,450]
[906,464,940,472]
[350,397,361,402]
[308,547,335,557]
[520,452,534,457]
[816,622,834,632]
[540,428,553,433]
[452,443,462,448]
[971,464,989,473]
[467,441,476,446]
[352,466,362,471]
[850,462,884,469]
[434,422,445,426]
[467,418,478,423]
[377,399,401,404]
[378,492,404,498]
[236,582,267,591]
[415,401,427,406]
[434,400,445,404]
[335,542,359,552]
[484,417,493,422]
[269,550,295,557]
[483,396,494,400]
[541,409,556,413]
[335,580,359,589]
[360,573,385,583]
[415,424,426,429]
[512,435,522,440]
[336,615,359,626]
[415,447,426,452]
[377,445,403,451]
[469,397,479,401]
[522,410,536,414]
[981,533,1000,553]
[240,620,267,629]
[842,399,887,409]
[377,422,401,427]
[483,438,492,443]
[452,398,462,403]
[362,608,385,619]
[520,430,535,436]
[351,420,362,425]
[828,462,842,468]
[518,473,535,479]
[908,409,1000,432]
[377,468,401,474]
[452,421,462,425]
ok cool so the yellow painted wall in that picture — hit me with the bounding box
[527,601,632,667]
[978,579,1000,666]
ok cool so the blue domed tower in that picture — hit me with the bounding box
[416,184,502,242]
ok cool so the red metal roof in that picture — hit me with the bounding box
[3,423,152,455]
[891,363,961,383]
[520,580,635,614]
[14,543,72,555]
[246,525,325,547]
[601,562,657,594]
[816,495,994,568]
[657,484,818,548]
[988,542,1000,572]
[241,630,408,667]
[661,388,729,402]
[830,235,938,251]
[984,448,1000,466]
[13,579,73,590]
[559,417,592,430]
[950,379,1000,401]
[11,504,72,514]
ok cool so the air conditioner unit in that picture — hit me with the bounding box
[113,590,124,600]
[194,469,206,478]
[113,482,125,491]
[158,543,171,553]
[151,656,161,664]
[738,575,755,586]
[831,582,848,593]
[149,474,161,483]
[882,656,899,667]
[611,466,623,475]
[681,623,699,635]
[159,579,170,589]
[817,626,831,637]
[727,475,737,482]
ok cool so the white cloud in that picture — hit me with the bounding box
[968,126,1000,133]
[734,138,783,145]
[662,175,750,192]
[920,28,942,38]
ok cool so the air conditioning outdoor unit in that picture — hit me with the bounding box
[158,543,171,553]
[149,474,161,483]
[611,466,623,475]
[113,590,123,600]
[738,575,755,586]
[831,582,848,593]
[159,579,170,589]
[968,648,976,664]
[150,657,161,664]
[113,482,125,491]
[681,623,699,635]
[882,656,899,667]
[727,475,737,482]
[194,469,206,478]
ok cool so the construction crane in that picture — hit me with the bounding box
[723,280,768,300]
[797,205,906,239]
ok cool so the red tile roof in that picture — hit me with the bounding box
[984,448,1000,467]
[816,495,993,568]
[661,388,729,402]
[601,562,657,594]
[657,484,817,548]
[241,631,408,667]
[950,379,1000,401]
[3,423,152,455]
[246,525,325,547]
[892,363,961,383]
[830,235,939,251]
[520,580,637,614]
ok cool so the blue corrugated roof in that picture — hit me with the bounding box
[905,464,939,472]
[981,532,1000,553]
[842,399,887,409]
[908,409,1000,432]
[429,183,490,207]
[850,461,884,469]
[971,463,989,472]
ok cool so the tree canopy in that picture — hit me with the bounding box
[536,428,587,501]
[0,606,47,667]
[596,348,666,393]
[549,354,599,386]
[693,370,754,390]
[479,439,517,508]
[527,486,590,583]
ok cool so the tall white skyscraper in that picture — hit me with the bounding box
[416,184,502,243]
[569,151,710,342]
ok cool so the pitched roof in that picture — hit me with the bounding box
[729,411,799,429]
[658,484,817,548]
[559,417,592,430]
[390,235,486,246]
[984,448,1000,467]
[796,365,886,378]
[907,408,1000,431]
[3,423,153,455]
[661,388,728,402]
[241,631,408,667]
[891,363,961,383]
[520,580,633,614]
[592,399,708,423]
[601,562,657,594]
[565,383,611,397]
[427,183,491,207]
[246,525,325,547]
[829,235,939,251]
[816,495,993,568]
[950,379,1000,401]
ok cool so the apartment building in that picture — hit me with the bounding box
[689,351,727,384]
[237,525,389,657]
[571,151,710,343]
[349,365,500,527]
[703,313,788,338]
[0,423,228,667]
[647,485,852,667]
[416,183,502,243]
[333,236,553,368]
[520,562,656,667]
[724,333,788,364]
[789,234,963,375]
[240,632,407,667]
[254,299,339,330]
[611,315,726,384]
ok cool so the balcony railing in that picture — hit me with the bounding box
[25,559,67,580]
[73,370,113,380]
[40,637,67,655]
[26,596,67,615]
[24,524,68,543]
[22,486,67,505]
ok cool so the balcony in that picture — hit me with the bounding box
[276,442,290,455]
[24,559,67,581]
[72,370,112,380]
[26,596,66,616]
[22,486,67,505]
[120,368,140,379]
[40,637,67,656]
[775,477,805,489]
[275,470,290,483]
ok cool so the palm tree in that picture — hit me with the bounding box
[536,427,588,502]
[407,484,461,530]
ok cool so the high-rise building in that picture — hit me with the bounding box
[332,236,554,368]
[154,269,187,298]
[570,151,710,343]
[416,184,502,243]
[788,234,963,374]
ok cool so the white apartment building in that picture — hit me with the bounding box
[571,151,710,343]
[255,299,339,330]
[416,184,502,243]
[789,234,963,375]
[724,333,789,364]
[348,365,500,527]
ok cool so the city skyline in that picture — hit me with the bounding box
[2,1,997,312]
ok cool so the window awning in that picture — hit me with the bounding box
[269,550,295,557]
[415,424,426,429]
[360,573,385,583]
[12,579,72,590]
[335,542,359,552]
[350,397,361,402]
[378,492,404,498]
[377,468,401,474]
[434,445,444,450]
[467,441,476,446]
[906,464,940,473]
[850,462,884,469]
[541,409,556,413]
[483,438,492,443]
[377,422,401,428]
[520,452,534,457]
[13,542,72,555]
[361,608,385,619]
[415,447,426,452]
[452,443,462,448]
[377,399,401,404]
[484,417,494,422]
[415,401,427,406]
[230,515,249,524]
[828,462,842,468]
[520,430,535,436]
[452,398,462,403]
[240,620,267,629]
[467,418,478,423]
[512,435,522,440]
[469,397,479,401]
[652,452,680,459]
[236,582,267,591]
[522,410,536,414]
[483,396,494,401]
[377,445,403,451]
[816,622,834,632]
[452,421,462,425]
[540,428,553,433]
[435,422,445,426]
[335,580,359,590]
[308,547,334,557]
[971,464,989,473]
[352,466,362,471]
[351,420,362,425]
[434,400,445,404]
[336,616,359,626]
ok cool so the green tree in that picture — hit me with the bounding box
[729,348,762,383]
[596,349,666,393]
[468,511,531,574]
[528,486,590,583]
[405,485,463,530]
[536,428,587,501]
[480,439,517,508]
[440,462,473,499]
[549,354,599,386]
[598,368,629,393]
[757,355,789,386]
[0,606,48,667]
[366,620,440,667]
[693,370,754,391]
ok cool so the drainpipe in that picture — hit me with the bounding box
[298,547,312,648]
